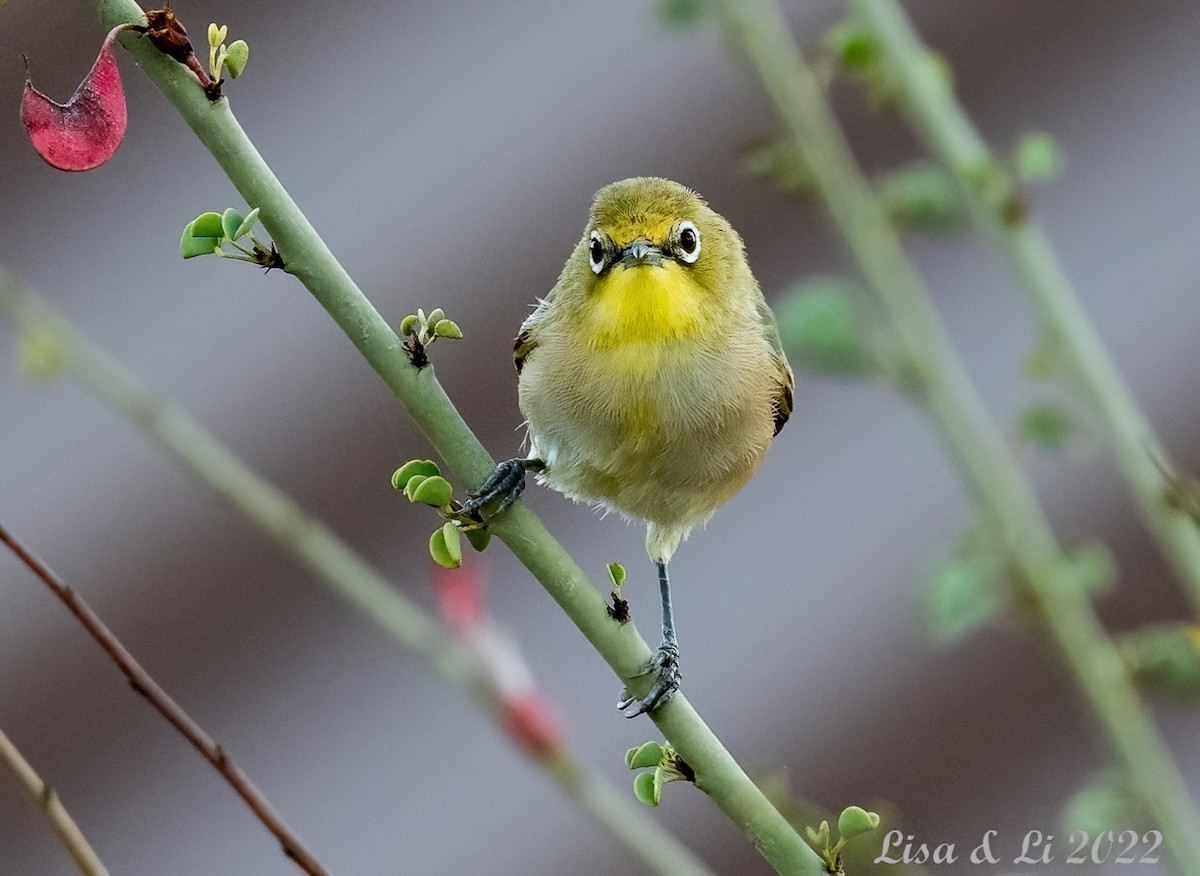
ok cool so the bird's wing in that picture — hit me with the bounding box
[513,298,551,374]
[757,297,795,436]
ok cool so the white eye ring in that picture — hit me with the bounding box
[677,220,701,264]
[588,231,606,275]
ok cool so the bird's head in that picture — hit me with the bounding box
[568,177,752,345]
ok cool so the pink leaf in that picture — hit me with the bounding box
[20,26,129,171]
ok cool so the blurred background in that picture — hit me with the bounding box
[2,1,1200,873]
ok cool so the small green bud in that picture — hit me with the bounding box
[409,475,454,508]
[1121,623,1200,701]
[826,20,876,71]
[805,820,831,850]
[633,770,660,806]
[776,277,870,375]
[837,805,880,841]
[878,162,967,234]
[18,328,65,384]
[464,527,492,553]
[234,207,260,240]
[400,314,420,336]
[221,207,244,241]
[391,459,440,491]
[426,308,445,327]
[626,741,664,770]
[1015,131,1062,183]
[606,562,626,592]
[429,523,462,569]
[433,319,463,340]
[1017,402,1076,451]
[207,23,227,49]
[224,39,249,78]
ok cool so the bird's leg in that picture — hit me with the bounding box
[457,457,545,519]
[618,560,682,717]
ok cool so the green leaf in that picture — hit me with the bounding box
[410,475,454,508]
[1014,131,1062,183]
[464,527,492,553]
[805,820,831,850]
[180,222,221,259]
[391,459,440,491]
[627,741,664,770]
[606,562,626,591]
[399,314,420,336]
[433,319,463,339]
[922,548,1006,644]
[224,40,249,78]
[426,308,445,327]
[1121,623,1200,701]
[190,211,225,238]
[221,207,244,241]
[1017,402,1076,451]
[207,23,227,49]
[429,524,462,569]
[657,0,706,28]
[837,805,880,841]
[878,161,967,234]
[403,474,428,500]
[775,277,870,375]
[234,207,260,240]
[633,770,659,806]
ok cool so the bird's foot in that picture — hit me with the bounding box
[456,457,544,521]
[617,643,681,718]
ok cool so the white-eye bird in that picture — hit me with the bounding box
[461,177,793,715]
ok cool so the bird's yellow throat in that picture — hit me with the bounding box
[585,262,713,350]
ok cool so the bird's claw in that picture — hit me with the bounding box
[456,458,543,520]
[618,643,681,718]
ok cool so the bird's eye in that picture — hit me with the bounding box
[677,221,700,264]
[588,231,606,275]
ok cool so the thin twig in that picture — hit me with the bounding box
[0,525,331,876]
[715,0,1200,870]
[0,729,111,876]
[850,0,1200,616]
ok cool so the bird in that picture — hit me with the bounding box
[460,177,793,716]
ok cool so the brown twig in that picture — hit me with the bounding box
[0,729,110,876]
[0,525,331,876]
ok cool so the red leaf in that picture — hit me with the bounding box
[21,26,129,171]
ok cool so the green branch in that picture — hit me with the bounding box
[0,273,710,876]
[82,2,824,872]
[850,0,1200,615]
[716,0,1200,870]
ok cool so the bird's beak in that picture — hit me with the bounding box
[619,238,664,268]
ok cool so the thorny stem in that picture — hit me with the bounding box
[0,526,332,876]
[84,2,825,872]
[0,729,110,876]
[0,274,712,876]
[717,0,1200,871]
[849,0,1200,616]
